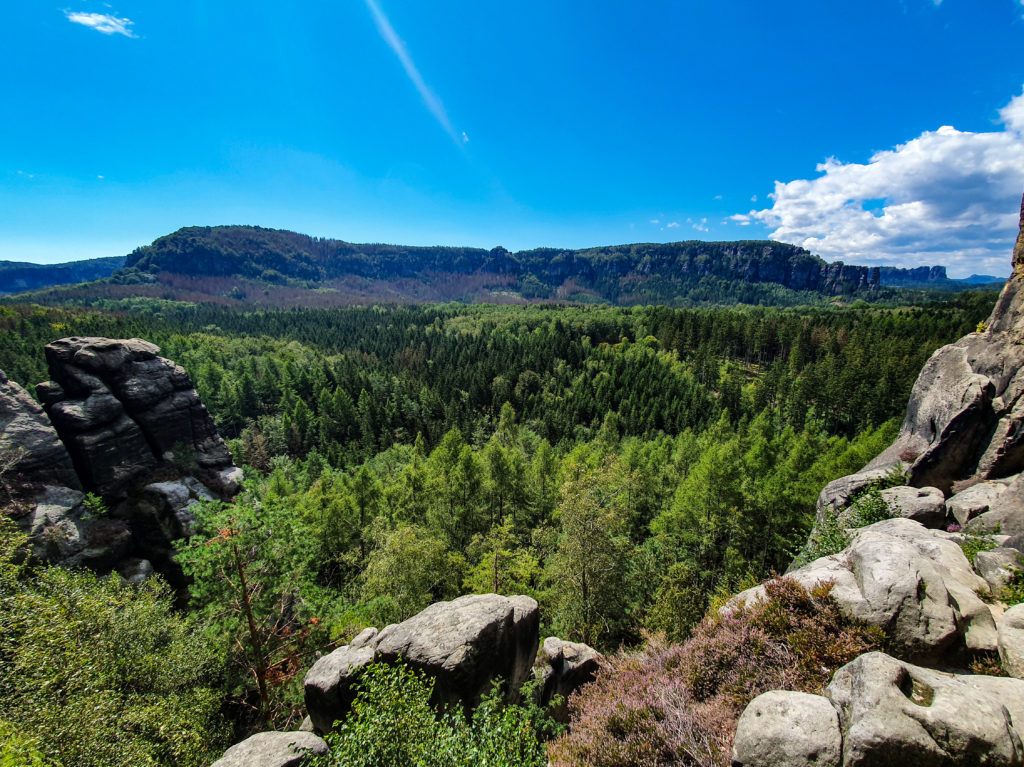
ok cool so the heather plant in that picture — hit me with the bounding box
[548,578,884,767]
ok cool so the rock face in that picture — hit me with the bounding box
[304,594,540,733]
[0,337,241,583]
[732,690,842,767]
[733,518,997,662]
[826,652,1024,767]
[38,337,236,497]
[848,197,1024,494]
[533,636,603,723]
[209,731,327,767]
[0,369,80,490]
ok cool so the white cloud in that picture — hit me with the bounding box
[461,131,469,143]
[713,194,723,200]
[649,219,660,225]
[692,217,709,233]
[364,0,460,145]
[65,11,136,37]
[666,221,680,228]
[735,86,1024,276]
[750,194,758,202]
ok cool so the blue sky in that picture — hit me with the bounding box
[3,1,1024,276]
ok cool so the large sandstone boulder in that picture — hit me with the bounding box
[304,594,540,733]
[533,636,602,723]
[0,369,80,490]
[209,731,327,767]
[731,690,841,767]
[731,518,997,663]
[825,652,1024,766]
[38,337,237,497]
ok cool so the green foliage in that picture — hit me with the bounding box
[81,491,109,519]
[959,532,997,566]
[0,517,228,767]
[1001,560,1024,606]
[305,663,550,767]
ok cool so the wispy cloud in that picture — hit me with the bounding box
[364,0,459,144]
[731,85,1024,276]
[666,221,680,228]
[65,11,136,37]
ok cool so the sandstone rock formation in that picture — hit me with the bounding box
[532,636,603,723]
[209,731,327,767]
[736,197,1024,765]
[38,337,239,496]
[827,652,1024,767]
[999,604,1024,680]
[732,518,997,662]
[0,337,241,583]
[304,594,540,733]
[0,369,80,490]
[731,690,842,767]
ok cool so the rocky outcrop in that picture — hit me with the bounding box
[827,652,1024,767]
[737,199,1024,765]
[732,690,842,767]
[209,731,327,767]
[533,636,603,723]
[0,369,80,490]
[0,337,241,585]
[38,337,238,497]
[304,594,540,733]
[840,197,1024,495]
[733,518,997,663]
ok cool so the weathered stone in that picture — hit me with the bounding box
[17,484,132,570]
[1000,604,1024,680]
[209,731,327,767]
[947,479,1014,527]
[826,651,1024,767]
[303,643,376,733]
[40,337,239,497]
[533,636,602,723]
[117,557,155,586]
[815,467,898,522]
[880,485,947,528]
[0,369,80,489]
[975,548,1023,593]
[966,473,1024,540]
[374,593,540,707]
[733,519,997,662]
[731,690,841,767]
[304,594,541,733]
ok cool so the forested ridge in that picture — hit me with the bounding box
[9,224,999,308]
[0,291,1000,764]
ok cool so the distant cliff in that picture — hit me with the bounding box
[114,225,882,305]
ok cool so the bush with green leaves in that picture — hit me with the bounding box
[304,662,553,767]
[0,516,228,767]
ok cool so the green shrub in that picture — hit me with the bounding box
[959,531,997,565]
[0,516,229,767]
[305,663,552,767]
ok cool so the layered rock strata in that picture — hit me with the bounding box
[1,337,241,583]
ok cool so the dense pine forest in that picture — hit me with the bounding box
[0,291,1000,764]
